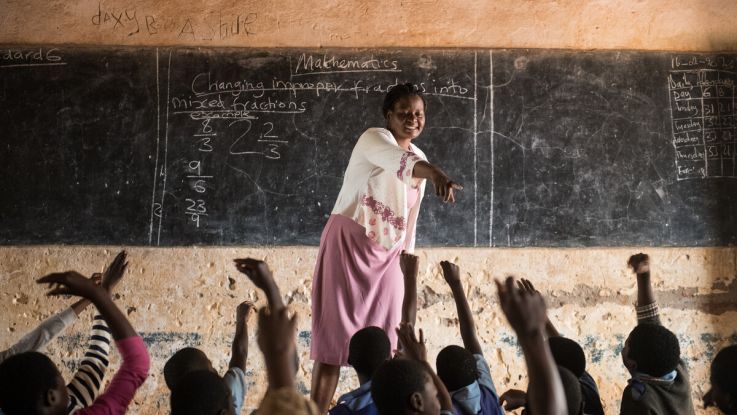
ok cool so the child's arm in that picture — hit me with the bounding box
[0,305,78,363]
[496,276,567,415]
[400,251,419,326]
[0,262,118,363]
[229,301,255,371]
[37,270,149,415]
[257,306,298,389]
[66,316,112,411]
[224,301,254,415]
[627,253,661,326]
[396,323,454,413]
[440,260,482,355]
[66,251,127,411]
[234,258,285,310]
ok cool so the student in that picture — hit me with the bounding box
[171,370,235,415]
[495,276,567,415]
[329,327,389,415]
[328,252,418,415]
[0,269,149,415]
[235,258,319,414]
[256,306,319,414]
[704,344,737,414]
[371,323,454,415]
[0,251,126,414]
[164,300,254,414]
[510,278,605,415]
[620,253,695,414]
[436,260,503,415]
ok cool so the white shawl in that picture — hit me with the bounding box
[331,128,427,251]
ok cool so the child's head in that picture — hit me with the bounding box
[0,352,68,415]
[164,347,214,390]
[706,345,737,414]
[170,370,234,415]
[558,366,584,415]
[371,358,440,415]
[622,323,680,377]
[548,337,586,378]
[436,345,477,391]
[347,326,391,378]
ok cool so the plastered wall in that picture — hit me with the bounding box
[2,1,737,414]
[2,0,737,50]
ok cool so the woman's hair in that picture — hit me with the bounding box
[382,83,427,118]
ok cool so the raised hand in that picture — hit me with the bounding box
[38,271,106,301]
[627,253,650,274]
[440,260,460,285]
[395,322,428,362]
[236,301,256,324]
[38,271,137,340]
[499,389,528,411]
[101,250,128,293]
[496,276,547,337]
[234,258,274,291]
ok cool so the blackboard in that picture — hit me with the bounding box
[1,46,736,247]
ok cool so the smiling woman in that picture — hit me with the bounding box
[308,83,463,413]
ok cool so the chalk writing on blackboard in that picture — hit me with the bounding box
[669,55,737,180]
[0,48,65,68]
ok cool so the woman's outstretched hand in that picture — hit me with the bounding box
[431,170,463,203]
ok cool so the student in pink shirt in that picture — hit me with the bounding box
[0,268,150,415]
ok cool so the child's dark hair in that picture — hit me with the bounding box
[558,366,584,415]
[347,326,391,378]
[371,358,428,415]
[548,336,586,378]
[163,347,212,390]
[436,345,477,391]
[628,323,680,377]
[712,345,737,405]
[382,83,427,118]
[0,352,62,415]
[170,370,231,415]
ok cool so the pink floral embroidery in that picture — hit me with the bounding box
[383,228,389,235]
[360,195,406,231]
[368,231,376,239]
[369,217,376,226]
[397,152,420,180]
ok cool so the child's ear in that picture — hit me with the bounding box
[408,391,424,412]
[44,386,63,408]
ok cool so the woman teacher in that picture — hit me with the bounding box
[310,83,463,412]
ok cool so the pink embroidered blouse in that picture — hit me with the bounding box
[331,128,427,251]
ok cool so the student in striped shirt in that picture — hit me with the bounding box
[0,254,150,415]
[0,251,126,414]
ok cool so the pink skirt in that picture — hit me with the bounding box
[310,213,405,366]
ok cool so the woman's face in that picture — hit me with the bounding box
[386,95,425,142]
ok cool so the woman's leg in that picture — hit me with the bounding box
[311,361,341,413]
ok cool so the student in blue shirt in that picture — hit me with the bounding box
[436,261,504,415]
[331,252,420,415]
[330,327,391,415]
